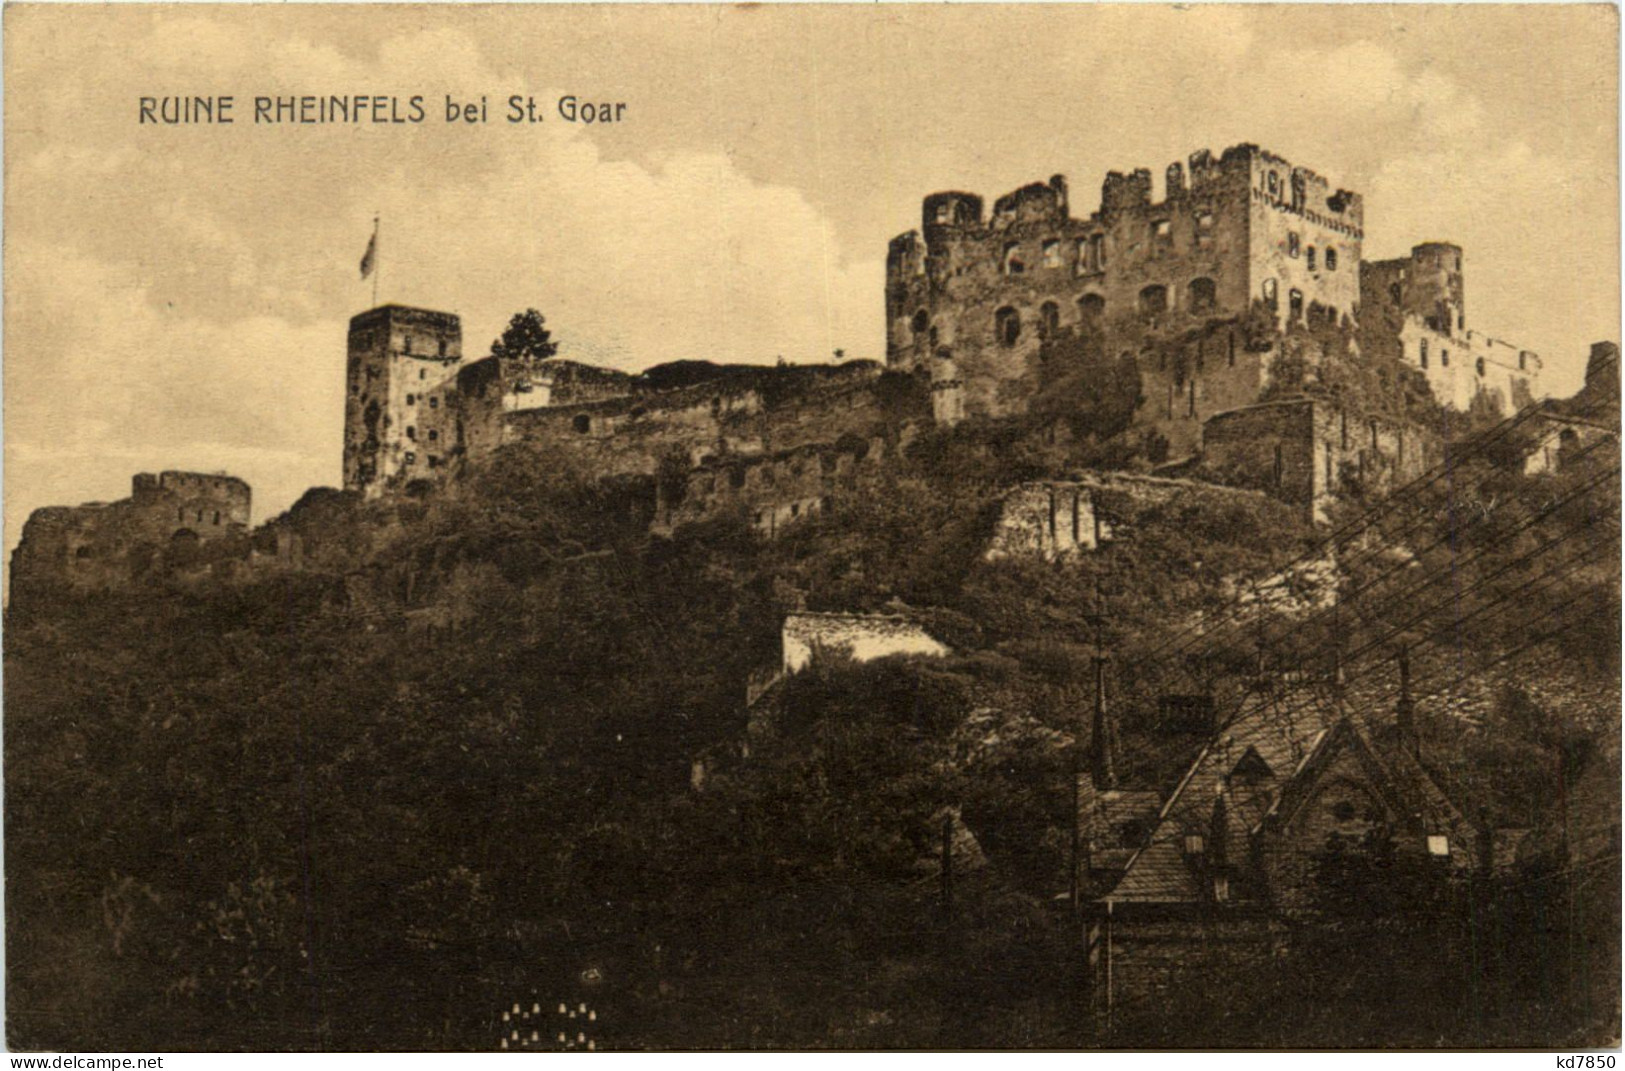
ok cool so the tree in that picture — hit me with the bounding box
[491,309,559,363]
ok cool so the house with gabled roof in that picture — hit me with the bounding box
[1080,666,1492,1020]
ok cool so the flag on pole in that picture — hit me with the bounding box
[359,217,379,280]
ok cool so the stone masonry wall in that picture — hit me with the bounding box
[11,471,252,602]
[886,144,1362,424]
[781,612,949,674]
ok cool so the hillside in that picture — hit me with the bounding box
[5,413,1619,1050]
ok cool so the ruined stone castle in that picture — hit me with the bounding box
[14,142,1611,602]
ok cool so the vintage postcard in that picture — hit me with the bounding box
[3,3,1619,1054]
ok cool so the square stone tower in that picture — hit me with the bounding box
[344,305,463,498]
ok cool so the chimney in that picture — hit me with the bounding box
[1090,654,1116,789]
[1396,645,1418,756]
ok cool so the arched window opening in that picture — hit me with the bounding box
[911,309,930,336]
[1287,232,1301,258]
[1306,247,1317,271]
[1289,289,1304,320]
[1390,282,1402,305]
[1038,301,1061,340]
[1042,240,1062,269]
[995,306,1021,347]
[1078,293,1105,326]
[1326,248,1338,271]
[1188,277,1217,315]
[1139,285,1168,318]
[1441,349,1450,368]
[1476,357,1486,378]
[1263,278,1278,307]
[406,426,417,441]
[1419,339,1429,369]
[1002,243,1025,276]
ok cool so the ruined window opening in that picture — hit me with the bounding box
[1153,219,1172,238]
[995,306,1021,347]
[427,456,440,469]
[791,502,801,517]
[1038,301,1061,340]
[1188,277,1217,315]
[1267,172,1280,195]
[1042,240,1062,268]
[75,546,92,560]
[196,509,204,522]
[1183,834,1205,856]
[177,507,185,522]
[1441,349,1450,368]
[935,203,950,224]
[1370,421,1379,451]
[1458,314,1465,332]
[429,397,439,409]
[1002,243,1025,276]
[1420,339,1429,369]
[1077,293,1105,326]
[212,511,220,525]
[403,334,413,354]
[1519,353,1527,371]
[1287,232,1301,258]
[419,369,427,381]
[1289,289,1304,320]
[1476,357,1486,377]
[428,429,439,442]
[1092,234,1107,271]
[406,426,417,441]
[1138,285,1168,318]
[929,325,939,349]
[1390,282,1402,305]
[1197,211,1214,231]
[911,309,930,337]
[1263,278,1278,306]
[405,452,416,465]
[1306,247,1317,271]
[1427,835,1450,858]
[1075,239,1089,275]
[572,414,591,434]
[407,394,416,405]
[1325,248,1338,271]
[439,339,447,357]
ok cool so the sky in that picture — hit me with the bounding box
[4,3,1619,560]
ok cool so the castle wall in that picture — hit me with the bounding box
[781,612,949,674]
[1360,247,1539,417]
[498,365,923,479]
[1242,148,1363,330]
[344,306,463,498]
[1131,320,1274,461]
[653,436,888,539]
[10,471,251,601]
[885,145,1361,425]
[1200,398,1436,522]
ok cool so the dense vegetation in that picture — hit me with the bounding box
[6,408,1618,1049]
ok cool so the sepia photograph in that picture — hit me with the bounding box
[2,2,1620,1053]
